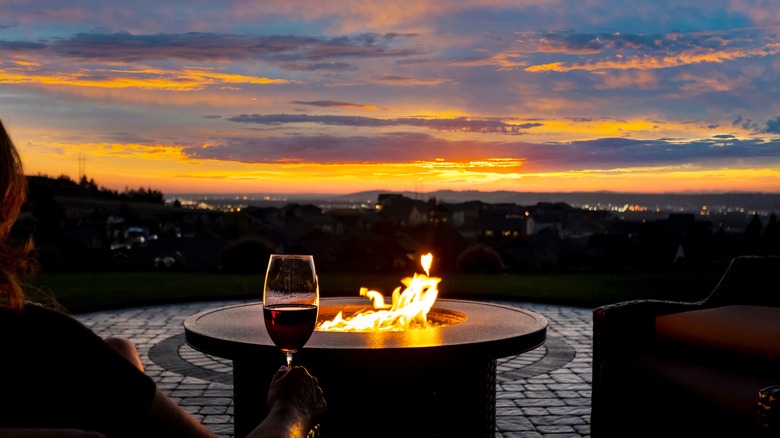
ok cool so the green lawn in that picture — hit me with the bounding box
[24,270,723,314]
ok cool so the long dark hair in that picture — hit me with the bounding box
[0,118,36,311]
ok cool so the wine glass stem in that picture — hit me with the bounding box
[286,352,293,369]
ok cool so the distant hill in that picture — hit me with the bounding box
[330,190,780,212]
[167,189,780,215]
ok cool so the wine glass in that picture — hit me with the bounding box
[262,254,319,369]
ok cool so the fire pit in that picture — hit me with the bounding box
[184,297,547,438]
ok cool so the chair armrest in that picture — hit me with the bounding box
[593,299,701,352]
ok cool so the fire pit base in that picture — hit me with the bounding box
[235,356,497,438]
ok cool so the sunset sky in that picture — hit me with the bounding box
[2,0,780,195]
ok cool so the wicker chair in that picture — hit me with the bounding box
[591,255,780,437]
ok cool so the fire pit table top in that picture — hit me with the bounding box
[185,297,548,364]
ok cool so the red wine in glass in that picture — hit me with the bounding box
[263,303,318,355]
[262,254,319,369]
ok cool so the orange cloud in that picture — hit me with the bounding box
[526,43,780,72]
[598,70,660,89]
[0,65,291,90]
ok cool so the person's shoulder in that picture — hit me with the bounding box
[0,302,83,348]
[0,301,57,320]
[11,302,106,349]
[20,301,85,329]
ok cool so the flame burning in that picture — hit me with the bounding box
[317,253,441,332]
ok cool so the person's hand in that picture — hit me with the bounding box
[247,366,327,438]
[267,366,327,424]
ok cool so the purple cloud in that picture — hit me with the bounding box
[227,114,542,135]
[0,40,46,50]
[531,28,762,55]
[183,133,443,164]
[36,31,422,63]
[765,117,780,134]
[282,62,356,71]
[291,100,373,109]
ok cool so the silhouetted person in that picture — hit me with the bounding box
[0,117,326,438]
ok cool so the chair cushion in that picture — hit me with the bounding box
[655,305,780,362]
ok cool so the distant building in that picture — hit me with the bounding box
[376,194,428,226]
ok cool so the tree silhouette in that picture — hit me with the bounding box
[745,213,763,244]
[763,213,779,241]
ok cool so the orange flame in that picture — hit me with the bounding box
[317,253,441,332]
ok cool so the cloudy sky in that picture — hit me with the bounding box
[1,0,780,195]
